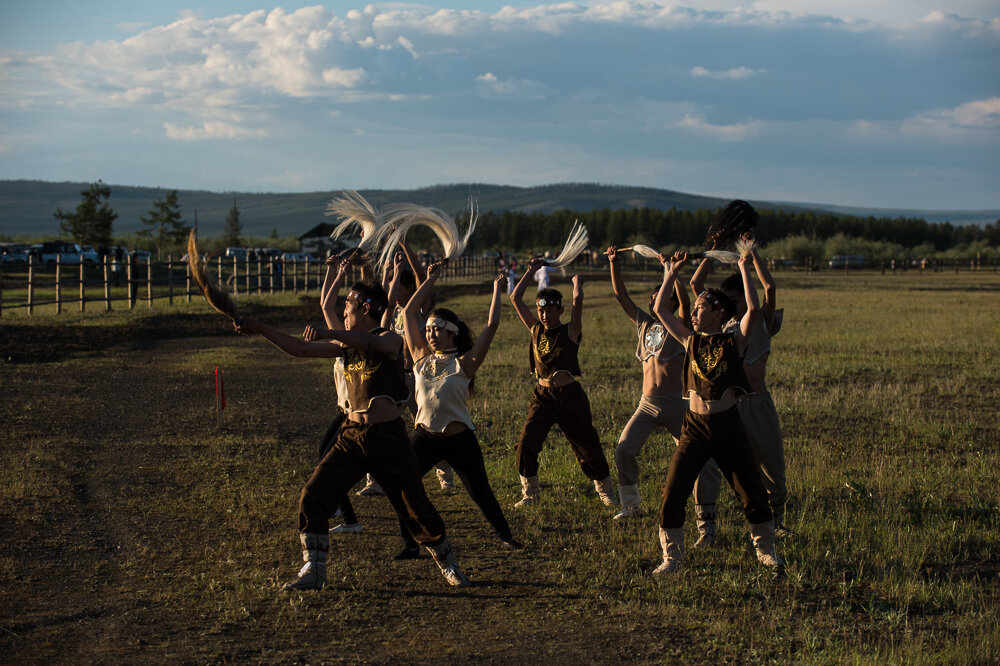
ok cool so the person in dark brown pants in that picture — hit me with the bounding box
[508,256,616,508]
[235,281,470,590]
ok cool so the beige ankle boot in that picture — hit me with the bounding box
[282,532,329,591]
[426,538,470,587]
[514,475,540,507]
[594,476,619,506]
[749,520,784,570]
[652,527,685,575]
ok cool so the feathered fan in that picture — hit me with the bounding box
[187,230,239,321]
[374,201,478,276]
[625,244,740,265]
[544,220,589,268]
[325,190,384,250]
[702,199,759,250]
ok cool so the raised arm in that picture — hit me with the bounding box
[510,256,544,330]
[674,267,692,324]
[461,272,506,376]
[382,251,404,329]
[653,252,694,346]
[607,245,638,323]
[689,256,713,300]
[738,253,761,342]
[569,274,584,342]
[319,251,354,330]
[747,236,776,329]
[400,260,442,362]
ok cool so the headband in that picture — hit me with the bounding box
[697,290,722,309]
[347,290,384,315]
[536,296,561,307]
[426,316,459,333]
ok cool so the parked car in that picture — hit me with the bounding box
[132,250,153,263]
[225,247,248,261]
[30,241,85,264]
[0,244,30,264]
[79,245,100,264]
[281,252,317,263]
[829,254,865,269]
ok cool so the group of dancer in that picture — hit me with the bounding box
[223,198,789,590]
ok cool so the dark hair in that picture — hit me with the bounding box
[701,288,736,321]
[429,307,476,392]
[650,287,680,314]
[349,281,388,319]
[720,272,743,296]
[703,199,759,250]
[536,288,563,305]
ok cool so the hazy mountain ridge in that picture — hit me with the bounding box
[1,180,995,239]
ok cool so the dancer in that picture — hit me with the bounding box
[650,250,782,575]
[509,255,616,507]
[607,245,691,519]
[234,281,471,589]
[383,246,456,493]
[391,262,523,559]
[689,230,789,541]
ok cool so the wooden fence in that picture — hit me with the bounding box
[0,254,507,318]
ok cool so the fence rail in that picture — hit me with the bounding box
[0,254,508,318]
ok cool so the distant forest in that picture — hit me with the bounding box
[455,207,1000,254]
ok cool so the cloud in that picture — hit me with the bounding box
[670,114,762,141]
[164,121,267,141]
[691,66,767,80]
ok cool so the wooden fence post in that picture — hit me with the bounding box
[269,261,274,294]
[80,261,86,312]
[28,255,35,315]
[104,256,111,312]
[292,258,298,293]
[186,261,192,302]
[146,260,153,308]
[168,256,174,305]
[127,258,135,309]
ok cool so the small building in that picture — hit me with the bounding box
[298,223,357,257]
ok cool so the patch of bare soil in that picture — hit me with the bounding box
[0,308,682,663]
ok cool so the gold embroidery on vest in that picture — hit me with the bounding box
[692,344,726,383]
[344,348,379,384]
[534,332,561,364]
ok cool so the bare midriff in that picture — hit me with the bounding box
[346,397,404,424]
[687,388,743,415]
[743,352,769,395]
[418,421,471,437]
[537,370,576,388]
[642,354,683,397]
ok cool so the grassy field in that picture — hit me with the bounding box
[1,267,998,663]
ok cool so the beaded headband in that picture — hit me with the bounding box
[536,296,561,307]
[347,290,384,316]
[425,316,459,333]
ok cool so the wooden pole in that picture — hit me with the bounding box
[28,255,35,315]
[146,259,153,308]
[79,261,86,312]
[269,260,274,294]
[186,261,192,302]
[55,255,62,315]
[104,256,111,312]
[167,256,174,306]
[233,257,239,296]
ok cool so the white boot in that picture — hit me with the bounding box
[514,475,540,507]
[436,463,456,490]
[282,532,329,591]
[357,474,384,496]
[594,476,619,506]
[692,503,718,549]
[749,520,785,571]
[614,484,642,519]
[652,527,685,575]
[426,539,470,587]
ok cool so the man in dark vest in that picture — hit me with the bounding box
[235,281,469,590]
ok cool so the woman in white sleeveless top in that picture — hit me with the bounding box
[391,262,522,559]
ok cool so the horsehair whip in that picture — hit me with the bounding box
[325,190,384,250]
[376,200,478,276]
[545,220,588,268]
[187,230,240,321]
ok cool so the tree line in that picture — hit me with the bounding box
[40,181,1000,261]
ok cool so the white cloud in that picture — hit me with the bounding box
[164,121,267,141]
[691,65,767,79]
[475,72,548,100]
[670,114,762,141]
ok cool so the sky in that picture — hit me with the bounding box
[1,1,998,210]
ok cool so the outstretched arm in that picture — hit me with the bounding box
[382,252,404,329]
[607,245,638,323]
[653,253,694,346]
[738,253,761,343]
[510,257,544,330]
[235,318,346,358]
[461,272,506,376]
[675,268,692,324]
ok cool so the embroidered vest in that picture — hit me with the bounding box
[683,331,750,401]
[529,323,582,379]
[342,327,409,412]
